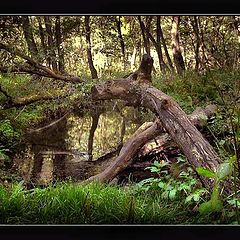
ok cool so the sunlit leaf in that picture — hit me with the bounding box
[216,162,232,180]
[196,167,216,178]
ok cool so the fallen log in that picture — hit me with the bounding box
[84,119,162,183]
[88,54,233,193]
[84,104,218,184]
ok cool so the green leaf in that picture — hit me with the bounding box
[199,186,223,215]
[196,167,216,178]
[161,191,169,199]
[158,182,165,189]
[169,189,177,200]
[185,195,193,203]
[193,194,200,202]
[199,199,223,215]
[216,162,232,180]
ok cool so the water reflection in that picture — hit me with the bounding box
[14,108,141,185]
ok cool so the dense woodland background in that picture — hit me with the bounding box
[0,16,239,77]
[0,16,240,224]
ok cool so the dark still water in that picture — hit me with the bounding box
[13,108,142,185]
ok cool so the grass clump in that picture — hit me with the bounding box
[0,180,238,224]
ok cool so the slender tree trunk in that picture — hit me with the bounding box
[21,16,38,58]
[37,16,47,62]
[232,16,240,68]
[87,111,100,161]
[156,16,167,73]
[190,16,201,71]
[198,18,208,70]
[138,16,151,55]
[84,16,98,79]
[115,16,126,70]
[44,16,58,71]
[55,16,65,73]
[139,16,167,73]
[158,17,174,70]
[171,16,185,74]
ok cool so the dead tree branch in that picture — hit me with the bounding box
[0,43,82,83]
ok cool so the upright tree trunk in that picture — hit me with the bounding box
[138,16,151,55]
[156,16,167,73]
[36,16,47,63]
[171,16,185,74]
[21,16,38,58]
[191,16,201,71]
[44,16,58,71]
[115,16,126,70]
[55,16,65,73]
[198,18,208,70]
[84,16,98,79]
[158,17,174,70]
[232,16,240,68]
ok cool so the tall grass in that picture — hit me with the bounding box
[0,181,235,224]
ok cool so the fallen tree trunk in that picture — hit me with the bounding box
[140,104,218,157]
[88,54,232,193]
[85,119,162,183]
[84,104,219,185]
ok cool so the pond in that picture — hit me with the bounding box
[13,106,146,186]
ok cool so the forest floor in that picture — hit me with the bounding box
[0,69,240,224]
[0,181,237,224]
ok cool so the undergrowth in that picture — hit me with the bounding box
[0,181,236,224]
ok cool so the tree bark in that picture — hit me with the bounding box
[190,16,201,71]
[55,16,65,73]
[156,16,168,73]
[171,16,186,74]
[138,16,151,55]
[140,16,167,73]
[89,54,232,193]
[0,43,81,83]
[158,17,174,70]
[115,16,126,70]
[36,16,47,62]
[84,16,98,79]
[21,16,38,58]
[44,16,58,71]
[85,119,162,183]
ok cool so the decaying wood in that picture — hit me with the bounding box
[0,43,81,83]
[84,119,163,183]
[140,104,218,157]
[25,103,218,185]
[88,54,232,193]
[84,104,219,185]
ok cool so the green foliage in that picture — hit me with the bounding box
[196,167,216,178]
[196,158,235,216]
[134,158,205,204]
[0,119,21,147]
[199,186,223,215]
[152,69,240,113]
[0,181,236,224]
